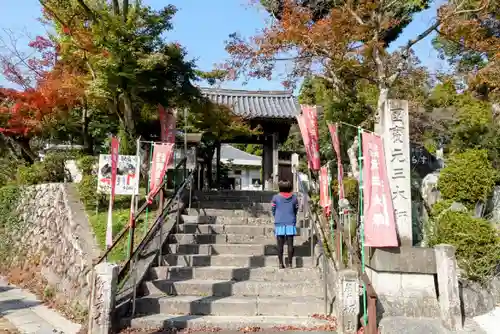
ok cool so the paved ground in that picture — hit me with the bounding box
[0,316,19,333]
[0,278,81,334]
[473,307,500,334]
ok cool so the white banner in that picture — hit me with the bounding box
[97,154,140,195]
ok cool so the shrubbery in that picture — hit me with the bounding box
[76,155,97,176]
[332,176,359,211]
[438,149,497,207]
[16,153,69,185]
[428,207,500,283]
[75,155,103,208]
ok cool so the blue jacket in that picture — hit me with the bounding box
[271,192,299,226]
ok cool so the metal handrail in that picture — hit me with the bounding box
[299,177,377,332]
[94,157,188,265]
[297,178,333,315]
[118,159,192,282]
[125,166,197,317]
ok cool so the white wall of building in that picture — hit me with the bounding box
[227,166,262,190]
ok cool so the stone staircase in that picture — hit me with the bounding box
[127,191,332,331]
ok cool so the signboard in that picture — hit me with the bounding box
[97,154,139,195]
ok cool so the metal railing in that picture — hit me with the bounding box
[90,157,197,318]
[95,157,189,266]
[298,177,378,333]
[126,164,196,317]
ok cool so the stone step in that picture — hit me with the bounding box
[165,243,312,256]
[149,266,320,282]
[134,295,326,316]
[142,279,323,297]
[163,254,313,268]
[176,223,310,237]
[194,191,275,202]
[195,196,271,204]
[186,208,272,218]
[128,314,333,331]
[168,233,310,245]
[182,214,308,226]
[199,201,273,211]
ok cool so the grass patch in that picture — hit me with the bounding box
[88,190,161,263]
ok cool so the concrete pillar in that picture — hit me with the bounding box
[215,142,221,189]
[337,269,360,334]
[87,262,119,334]
[376,99,412,246]
[434,244,462,330]
[291,153,299,192]
[272,132,279,185]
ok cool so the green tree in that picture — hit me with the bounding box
[40,0,202,152]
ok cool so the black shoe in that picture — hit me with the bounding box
[287,262,293,268]
[279,263,285,269]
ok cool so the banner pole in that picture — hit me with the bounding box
[143,142,153,236]
[358,127,367,326]
[127,137,141,260]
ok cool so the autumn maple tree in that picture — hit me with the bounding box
[436,0,499,102]
[0,34,85,161]
[225,0,491,173]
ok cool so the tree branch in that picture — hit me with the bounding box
[75,0,97,21]
[387,19,441,85]
[122,0,129,21]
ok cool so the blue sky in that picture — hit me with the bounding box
[0,0,447,92]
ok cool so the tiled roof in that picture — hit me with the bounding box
[200,87,300,119]
[219,144,261,166]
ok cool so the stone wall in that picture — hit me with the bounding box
[3,183,100,314]
[460,277,500,317]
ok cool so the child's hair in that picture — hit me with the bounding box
[278,180,292,193]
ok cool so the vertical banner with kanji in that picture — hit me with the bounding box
[296,114,312,168]
[319,166,331,216]
[328,123,344,200]
[362,132,398,247]
[300,105,321,170]
[149,143,175,195]
[106,136,120,249]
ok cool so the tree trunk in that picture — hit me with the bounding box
[122,0,129,20]
[81,101,94,155]
[374,87,389,134]
[15,138,37,164]
[122,91,135,137]
[347,136,360,179]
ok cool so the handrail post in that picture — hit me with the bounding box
[131,247,139,318]
[322,248,328,315]
[158,186,164,267]
[128,216,135,261]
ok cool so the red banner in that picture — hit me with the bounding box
[149,143,174,199]
[159,105,177,144]
[301,105,320,170]
[296,114,311,168]
[110,136,120,202]
[319,166,331,216]
[362,132,398,247]
[328,123,344,200]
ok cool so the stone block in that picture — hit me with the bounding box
[88,262,119,334]
[434,244,462,330]
[366,268,402,296]
[400,273,436,298]
[366,246,436,274]
[336,269,360,334]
